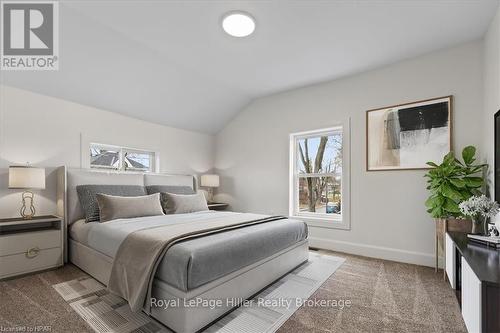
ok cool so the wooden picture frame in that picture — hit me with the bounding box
[366,96,453,171]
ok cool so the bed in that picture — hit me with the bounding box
[56,167,309,333]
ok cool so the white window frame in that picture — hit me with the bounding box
[89,143,158,173]
[289,120,351,230]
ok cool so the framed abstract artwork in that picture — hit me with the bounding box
[495,110,499,204]
[366,96,452,171]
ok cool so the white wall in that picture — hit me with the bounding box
[483,6,500,219]
[0,85,214,218]
[215,41,484,267]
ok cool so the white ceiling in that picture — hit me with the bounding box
[1,0,498,134]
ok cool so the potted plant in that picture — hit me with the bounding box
[425,146,487,272]
[425,146,486,225]
[459,195,500,235]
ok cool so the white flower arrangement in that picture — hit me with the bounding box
[459,195,500,220]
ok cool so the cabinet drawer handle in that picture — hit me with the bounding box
[25,247,40,258]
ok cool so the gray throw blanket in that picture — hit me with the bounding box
[107,213,286,312]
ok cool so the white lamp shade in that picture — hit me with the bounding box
[201,174,220,188]
[8,166,46,189]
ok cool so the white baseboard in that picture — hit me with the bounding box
[309,237,444,268]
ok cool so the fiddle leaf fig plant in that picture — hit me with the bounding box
[424,146,486,219]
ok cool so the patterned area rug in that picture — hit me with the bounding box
[52,252,344,333]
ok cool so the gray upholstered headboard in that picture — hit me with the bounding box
[56,166,197,261]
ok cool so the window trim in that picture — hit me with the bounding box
[89,142,158,173]
[289,121,351,230]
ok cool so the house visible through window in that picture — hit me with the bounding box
[290,126,349,227]
[90,143,156,172]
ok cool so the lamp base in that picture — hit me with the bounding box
[207,188,214,203]
[20,191,36,219]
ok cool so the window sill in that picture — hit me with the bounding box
[290,215,350,230]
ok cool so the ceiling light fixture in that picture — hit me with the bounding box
[222,11,256,37]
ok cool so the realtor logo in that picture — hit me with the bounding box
[1,1,59,70]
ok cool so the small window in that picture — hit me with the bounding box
[123,149,154,172]
[90,145,121,170]
[90,143,156,172]
[290,125,350,229]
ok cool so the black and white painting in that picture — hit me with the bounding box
[495,110,499,204]
[367,96,452,171]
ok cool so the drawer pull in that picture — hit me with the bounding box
[25,247,40,258]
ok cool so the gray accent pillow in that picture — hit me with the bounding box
[162,192,209,214]
[96,193,164,222]
[76,185,147,223]
[146,185,195,213]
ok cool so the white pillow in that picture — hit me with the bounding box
[162,192,209,214]
[96,193,164,222]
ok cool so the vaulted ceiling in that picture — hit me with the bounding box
[1,0,498,133]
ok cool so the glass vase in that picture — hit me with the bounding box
[471,216,487,235]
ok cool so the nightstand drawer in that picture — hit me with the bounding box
[0,247,62,279]
[0,229,60,256]
[208,203,229,211]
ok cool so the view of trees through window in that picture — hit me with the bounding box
[296,131,342,216]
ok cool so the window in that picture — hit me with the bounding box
[290,125,350,229]
[123,149,155,172]
[90,143,156,172]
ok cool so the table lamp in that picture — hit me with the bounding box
[201,174,219,203]
[8,166,46,219]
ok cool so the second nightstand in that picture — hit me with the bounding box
[0,215,64,280]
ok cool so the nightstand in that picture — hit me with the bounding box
[0,215,64,280]
[207,203,229,211]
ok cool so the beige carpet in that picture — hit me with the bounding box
[0,251,466,333]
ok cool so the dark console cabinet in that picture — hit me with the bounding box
[445,232,500,333]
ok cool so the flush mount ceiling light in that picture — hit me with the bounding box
[222,11,256,37]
